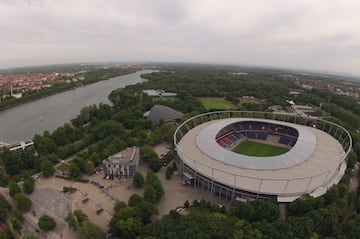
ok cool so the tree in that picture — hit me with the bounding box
[342,214,360,239]
[109,206,139,236]
[287,217,314,239]
[8,181,21,198]
[136,201,158,224]
[10,217,22,233]
[0,224,14,239]
[151,181,165,200]
[230,203,256,221]
[84,160,95,175]
[14,193,32,212]
[38,215,56,231]
[140,145,157,162]
[73,210,88,226]
[0,196,10,223]
[148,158,162,172]
[0,208,7,223]
[12,208,23,223]
[69,163,81,179]
[133,172,145,188]
[1,149,24,175]
[308,208,339,237]
[89,152,101,165]
[78,222,105,239]
[23,177,35,194]
[40,160,55,177]
[254,200,280,222]
[128,194,144,207]
[165,167,173,180]
[144,186,157,203]
[65,212,77,230]
[0,166,9,186]
[116,218,142,239]
[66,210,88,231]
[353,142,360,159]
[114,201,127,213]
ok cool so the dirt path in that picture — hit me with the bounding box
[342,162,359,224]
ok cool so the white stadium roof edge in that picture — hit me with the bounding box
[174,111,352,203]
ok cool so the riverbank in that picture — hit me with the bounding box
[0,68,138,112]
[0,70,156,141]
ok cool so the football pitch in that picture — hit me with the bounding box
[198,97,235,110]
[233,140,289,157]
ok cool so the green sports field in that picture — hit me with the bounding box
[198,97,235,110]
[233,141,289,157]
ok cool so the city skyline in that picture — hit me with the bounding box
[1,0,360,76]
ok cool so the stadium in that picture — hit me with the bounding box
[174,111,352,203]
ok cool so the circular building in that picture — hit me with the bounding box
[174,111,352,202]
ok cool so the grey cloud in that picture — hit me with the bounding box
[0,0,359,75]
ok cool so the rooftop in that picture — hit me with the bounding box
[107,147,137,163]
[143,89,177,97]
[148,104,183,124]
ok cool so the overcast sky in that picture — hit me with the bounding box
[1,0,360,75]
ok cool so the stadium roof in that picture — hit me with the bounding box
[177,117,345,199]
[147,104,183,124]
[196,118,316,170]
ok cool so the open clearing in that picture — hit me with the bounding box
[198,97,235,110]
[233,140,289,157]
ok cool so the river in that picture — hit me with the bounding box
[0,70,155,142]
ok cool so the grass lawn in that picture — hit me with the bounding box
[56,162,70,171]
[198,97,235,110]
[152,97,177,102]
[233,141,289,157]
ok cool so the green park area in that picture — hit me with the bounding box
[198,97,235,110]
[233,140,289,157]
[239,98,262,104]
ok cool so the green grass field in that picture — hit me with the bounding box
[233,141,289,157]
[198,97,235,110]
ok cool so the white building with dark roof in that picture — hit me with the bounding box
[102,147,140,178]
[143,89,177,98]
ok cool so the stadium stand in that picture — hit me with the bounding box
[216,121,299,149]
